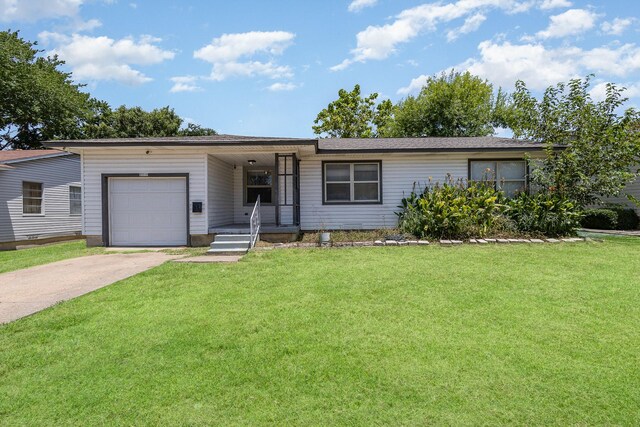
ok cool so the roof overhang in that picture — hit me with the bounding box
[45,139,318,148]
[44,137,552,155]
[316,146,547,154]
[1,151,71,164]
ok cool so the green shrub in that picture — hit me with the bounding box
[397,179,505,239]
[606,205,640,230]
[582,206,640,230]
[581,209,618,230]
[505,192,582,236]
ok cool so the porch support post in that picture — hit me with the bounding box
[274,153,280,226]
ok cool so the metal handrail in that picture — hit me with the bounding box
[249,195,261,249]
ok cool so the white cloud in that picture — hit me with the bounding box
[348,0,377,13]
[194,31,295,81]
[590,81,640,101]
[398,74,431,95]
[579,44,640,77]
[73,18,102,31]
[194,31,294,63]
[536,9,598,39]
[330,58,354,72]
[170,76,201,93]
[333,0,535,70]
[398,40,640,94]
[208,61,293,81]
[539,0,571,9]
[0,0,82,22]
[446,13,487,42]
[601,17,634,36]
[39,32,175,85]
[267,82,298,91]
[461,41,580,89]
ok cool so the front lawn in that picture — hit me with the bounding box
[1,240,639,425]
[0,240,104,274]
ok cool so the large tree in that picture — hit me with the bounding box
[177,123,218,136]
[0,30,91,150]
[508,75,640,206]
[312,84,393,138]
[67,101,217,139]
[389,70,507,137]
[78,103,181,138]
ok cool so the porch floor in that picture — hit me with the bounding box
[209,223,300,234]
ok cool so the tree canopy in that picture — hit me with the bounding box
[312,72,508,139]
[507,75,640,206]
[389,70,507,137]
[0,30,90,150]
[72,102,215,139]
[1,30,216,149]
[312,84,393,138]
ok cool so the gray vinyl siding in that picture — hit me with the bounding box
[300,151,551,230]
[81,150,208,238]
[300,155,468,230]
[207,155,234,227]
[0,155,81,243]
[601,174,640,214]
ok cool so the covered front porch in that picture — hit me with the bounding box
[206,150,303,241]
[209,224,301,234]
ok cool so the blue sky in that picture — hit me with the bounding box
[3,0,640,137]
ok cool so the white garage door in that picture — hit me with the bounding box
[109,177,187,246]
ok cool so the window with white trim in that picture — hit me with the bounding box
[245,169,273,204]
[69,186,82,215]
[324,162,381,203]
[23,181,43,214]
[470,160,527,197]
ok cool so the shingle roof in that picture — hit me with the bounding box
[317,136,544,152]
[44,134,545,153]
[46,134,317,146]
[0,149,67,164]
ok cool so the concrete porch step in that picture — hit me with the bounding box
[210,241,250,250]
[207,233,252,256]
[214,234,252,243]
[207,248,248,256]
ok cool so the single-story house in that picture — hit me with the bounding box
[44,134,569,247]
[603,172,640,215]
[0,150,82,250]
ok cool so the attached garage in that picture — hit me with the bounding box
[107,176,188,246]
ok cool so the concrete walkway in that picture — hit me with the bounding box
[580,228,640,237]
[0,253,178,324]
[173,255,243,263]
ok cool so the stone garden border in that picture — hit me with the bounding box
[256,237,589,250]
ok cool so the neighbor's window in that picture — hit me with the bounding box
[470,160,527,197]
[324,162,381,203]
[69,186,82,215]
[246,170,273,204]
[23,181,43,214]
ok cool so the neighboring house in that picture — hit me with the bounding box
[602,172,640,215]
[0,150,82,249]
[45,135,558,247]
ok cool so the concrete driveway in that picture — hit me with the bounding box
[0,253,178,324]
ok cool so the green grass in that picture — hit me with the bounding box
[0,240,104,274]
[1,241,639,425]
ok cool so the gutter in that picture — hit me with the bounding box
[45,139,319,148]
[316,146,547,154]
